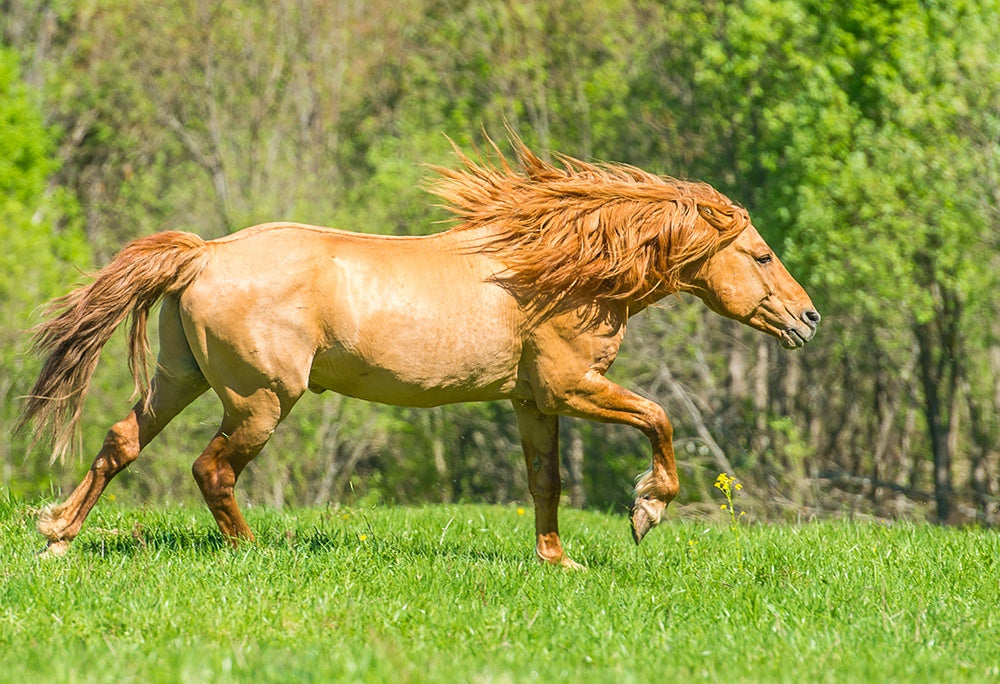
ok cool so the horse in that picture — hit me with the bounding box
[19,140,819,566]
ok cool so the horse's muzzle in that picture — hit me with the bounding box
[781,309,821,349]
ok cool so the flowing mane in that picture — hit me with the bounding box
[430,140,751,310]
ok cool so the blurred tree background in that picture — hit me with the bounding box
[2,0,998,524]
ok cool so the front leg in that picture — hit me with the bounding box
[535,367,680,545]
[571,372,679,544]
[525,305,680,544]
[511,399,584,569]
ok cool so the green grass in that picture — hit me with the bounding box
[1,495,999,683]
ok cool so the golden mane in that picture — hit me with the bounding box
[430,139,751,312]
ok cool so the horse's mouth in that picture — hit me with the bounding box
[742,301,821,349]
[779,324,816,349]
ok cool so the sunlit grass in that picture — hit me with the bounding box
[2,493,998,682]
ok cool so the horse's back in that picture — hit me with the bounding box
[177,223,527,406]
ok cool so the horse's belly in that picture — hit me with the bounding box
[307,339,521,407]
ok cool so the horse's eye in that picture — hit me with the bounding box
[755,254,773,265]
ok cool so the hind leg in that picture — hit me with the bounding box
[38,370,208,555]
[38,298,209,555]
[192,387,295,543]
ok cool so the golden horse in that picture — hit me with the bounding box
[20,141,819,566]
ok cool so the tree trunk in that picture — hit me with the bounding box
[433,433,451,504]
[565,424,586,508]
[728,336,748,400]
[915,320,958,524]
[752,339,770,456]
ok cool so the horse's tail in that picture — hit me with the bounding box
[17,231,210,461]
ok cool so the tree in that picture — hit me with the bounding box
[788,1,1000,521]
[4,1,998,521]
[0,47,88,491]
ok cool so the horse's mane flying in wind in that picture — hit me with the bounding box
[429,138,751,309]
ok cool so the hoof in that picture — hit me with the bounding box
[37,503,66,539]
[535,544,588,571]
[537,553,587,571]
[630,497,666,545]
[557,556,587,571]
[38,540,71,558]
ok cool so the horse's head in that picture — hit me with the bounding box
[683,223,820,349]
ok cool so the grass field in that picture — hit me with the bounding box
[1,494,999,683]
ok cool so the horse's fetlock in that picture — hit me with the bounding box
[37,504,71,541]
[633,468,655,498]
[633,467,679,503]
[663,478,680,502]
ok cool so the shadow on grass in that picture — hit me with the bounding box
[295,529,534,565]
[72,523,618,569]
[295,528,619,570]
[76,527,228,555]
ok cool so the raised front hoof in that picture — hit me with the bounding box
[38,540,71,558]
[630,497,667,545]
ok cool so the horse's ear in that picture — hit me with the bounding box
[697,204,725,230]
[698,203,747,235]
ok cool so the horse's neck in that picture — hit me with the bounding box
[628,279,679,316]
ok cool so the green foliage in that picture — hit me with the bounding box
[2,1,999,521]
[0,47,88,489]
[2,500,999,682]
[0,49,87,322]
[789,0,1000,321]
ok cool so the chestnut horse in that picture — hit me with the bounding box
[20,141,819,566]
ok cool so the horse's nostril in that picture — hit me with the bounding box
[803,309,821,325]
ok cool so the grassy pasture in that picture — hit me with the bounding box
[1,496,998,683]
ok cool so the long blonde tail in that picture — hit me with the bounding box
[17,231,209,461]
